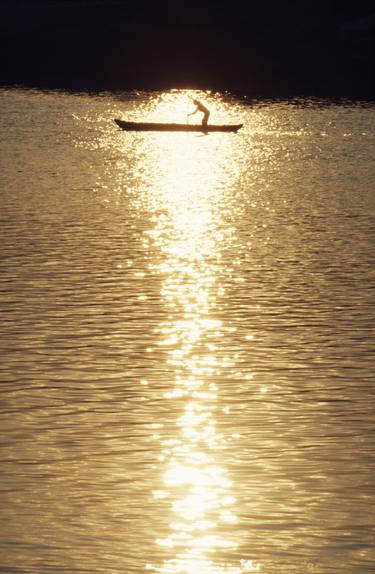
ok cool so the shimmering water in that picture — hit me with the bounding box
[0,88,374,574]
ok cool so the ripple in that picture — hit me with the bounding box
[0,88,374,574]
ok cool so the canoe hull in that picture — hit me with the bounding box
[114,119,243,133]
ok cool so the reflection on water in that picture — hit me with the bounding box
[0,88,375,574]
[125,97,260,572]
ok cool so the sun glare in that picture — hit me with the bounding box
[116,91,259,573]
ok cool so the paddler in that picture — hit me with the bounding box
[188,98,210,127]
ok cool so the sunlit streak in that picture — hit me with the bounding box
[129,91,260,573]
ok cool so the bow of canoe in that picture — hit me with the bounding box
[114,119,243,133]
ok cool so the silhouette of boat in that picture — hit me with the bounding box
[114,119,243,133]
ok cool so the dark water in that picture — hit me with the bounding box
[0,88,374,573]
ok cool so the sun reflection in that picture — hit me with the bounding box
[124,91,259,574]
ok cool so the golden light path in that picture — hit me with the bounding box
[120,91,260,574]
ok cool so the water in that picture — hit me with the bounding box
[0,88,374,574]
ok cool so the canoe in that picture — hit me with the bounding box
[114,119,243,133]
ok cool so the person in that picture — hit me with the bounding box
[188,98,210,126]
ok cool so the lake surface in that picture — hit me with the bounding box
[0,88,374,574]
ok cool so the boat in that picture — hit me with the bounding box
[114,119,243,133]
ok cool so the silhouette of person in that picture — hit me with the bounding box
[188,99,210,126]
